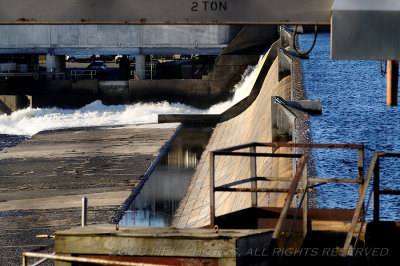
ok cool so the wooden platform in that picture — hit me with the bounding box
[54,225,273,266]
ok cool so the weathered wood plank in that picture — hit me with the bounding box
[55,225,273,258]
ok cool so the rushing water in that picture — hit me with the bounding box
[0,54,264,226]
[0,55,263,139]
[300,33,400,221]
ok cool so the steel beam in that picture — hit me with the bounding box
[332,0,400,60]
[0,0,334,25]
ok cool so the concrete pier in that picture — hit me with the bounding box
[135,55,146,80]
[0,123,180,266]
[46,54,65,80]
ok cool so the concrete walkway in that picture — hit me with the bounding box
[0,123,180,265]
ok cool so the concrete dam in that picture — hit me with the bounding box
[1,15,399,266]
[172,40,295,228]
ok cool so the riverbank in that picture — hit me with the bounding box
[0,123,180,265]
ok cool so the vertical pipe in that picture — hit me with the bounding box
[82,196,88,227]
[373,159,380,222]
[250,146,257,207]
[358,147,364,211]
[209,152,215,227]
[386,60,399,106]
[22,254,27,266]
[302,164,308,238]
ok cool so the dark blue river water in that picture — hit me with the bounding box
[0,134,26,151]
[299,33,400,221]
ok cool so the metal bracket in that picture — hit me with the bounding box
[271,96,322,142]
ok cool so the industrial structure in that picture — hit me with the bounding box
[0,0,399,265]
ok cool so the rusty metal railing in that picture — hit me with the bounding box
[343,152,400,255]
[210,142,365,248]
[22,243,166,266]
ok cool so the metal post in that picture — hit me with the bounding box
[302,164,308,237]
[22,254,27,266]
[209,152,215,227]
[358,147,364,211]
[82,196,88,227]
[373,159,380,222]
[150,57,153,80]
[386,60,399,106]
[250,146,258,207]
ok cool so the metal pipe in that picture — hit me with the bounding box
[82,196,87,227]
[373,159,380,222]
[209,152,215,227]
[302,164,308,237]
[214,187,292,193]
[343,153,379,255]
[22,252,165,266]
[272,155,307,240]
[386,60,399,106]
[214,142,364,153]
[250,146,257,207]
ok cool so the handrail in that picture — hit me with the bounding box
[210,142,365,252]
[209,149,303,227]
[131,69,156,80]
[71,69,97,80]
[343,152,400,255]
[272,155,308,239]
[23,252,166,266]
[22,242,166,266]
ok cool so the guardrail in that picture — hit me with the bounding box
[0,64,40,79]
[22,243,167,266]
[71,69,97,80]
[22,245,166,266]
[131,69,156,80]
[343,152,400,255]
[210,142,365,249]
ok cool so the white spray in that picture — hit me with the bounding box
[0,54,265,137]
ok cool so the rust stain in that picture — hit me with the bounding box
[16,17,37,23]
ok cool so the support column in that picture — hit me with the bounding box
[386,60,399,106]
[46,54,66,80]
[135,55,146,80]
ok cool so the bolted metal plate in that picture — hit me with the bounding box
[331,0,400,60]
[0,0,333,25]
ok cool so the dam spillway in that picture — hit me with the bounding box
[172,41,295,228]
[3,29,400,265]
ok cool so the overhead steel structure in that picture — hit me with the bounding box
[0,0,399,103]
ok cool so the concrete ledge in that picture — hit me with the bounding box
[158,114,220,124]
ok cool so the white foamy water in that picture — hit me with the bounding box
[0,54,265,136]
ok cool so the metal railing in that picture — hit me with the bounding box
[0,64,40,79]
[343,152,400,255]
[71,69,97,80]
[210,142,365,247]
[22,243,167,266]
[131,69,156,80]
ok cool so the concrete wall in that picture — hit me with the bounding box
[0,25,239,55]
[172,42,294,228]
[130,79,209,98]
[0,95,30,114]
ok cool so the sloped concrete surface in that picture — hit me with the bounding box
[172,51,293,228]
